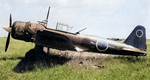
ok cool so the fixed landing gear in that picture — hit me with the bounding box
[25,49,38,62]
[25,45,50,62]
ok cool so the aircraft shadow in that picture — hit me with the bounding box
[13,50,71,73]
[0,57,23,61]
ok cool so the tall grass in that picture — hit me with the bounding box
[0,37,150,80]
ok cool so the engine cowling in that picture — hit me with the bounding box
[11,21,33,42]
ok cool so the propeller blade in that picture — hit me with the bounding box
[5,32,10,52]
[46,7,50,20]
[5,14,12,52]
[10,14,12,27]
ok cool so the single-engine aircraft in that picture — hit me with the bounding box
[3,7,147,59]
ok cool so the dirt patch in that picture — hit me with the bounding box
[49,49,115,68]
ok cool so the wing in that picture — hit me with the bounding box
[35,30,76,51]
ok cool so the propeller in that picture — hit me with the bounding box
[5,14,12,52]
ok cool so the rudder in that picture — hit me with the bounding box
[124,25,147,51]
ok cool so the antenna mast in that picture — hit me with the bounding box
[37,7,50,28]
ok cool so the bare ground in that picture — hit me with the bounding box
[49,49,116,68]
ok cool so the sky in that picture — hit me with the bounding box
[0,0,150,39]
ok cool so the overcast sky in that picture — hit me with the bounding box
[0,0,150,39]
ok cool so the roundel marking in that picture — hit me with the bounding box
[96,40,108,52]
[136,29,143,37]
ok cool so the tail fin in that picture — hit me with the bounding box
[124,25,147,51]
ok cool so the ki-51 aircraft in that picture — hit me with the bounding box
[3,7,147,59]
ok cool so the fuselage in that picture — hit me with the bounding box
[8,21,147,56]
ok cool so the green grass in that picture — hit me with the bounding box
[0,37,150,80]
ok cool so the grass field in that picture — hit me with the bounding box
[0,37,150,80]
